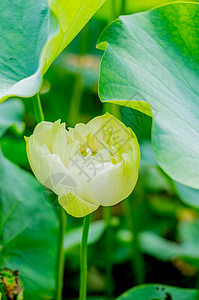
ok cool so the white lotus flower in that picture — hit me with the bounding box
[25,113,140,217]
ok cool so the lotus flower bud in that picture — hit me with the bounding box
[25,113,140,217]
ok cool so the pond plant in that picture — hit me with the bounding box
[0,1,199,300]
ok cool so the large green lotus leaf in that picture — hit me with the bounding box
[0,152,59,299]
[0,0,106,103]
[117,284,199,300]
[40,0,106,74]
[98,3,199,189]
[0,0,48,102]
[0,99,24,138]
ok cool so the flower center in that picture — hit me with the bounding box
[80,145,97,157]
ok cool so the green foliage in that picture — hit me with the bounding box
[140,219,199,265]
[0,152,59,299]
[96,0,199,20]
[41,0,106,74]
[0,99,24,138]
[98,3,199,189]
[0,0,106,103]
[117,284,199,300]
[0,0,48,102]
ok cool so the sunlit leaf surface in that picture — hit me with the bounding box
[98,3,199,188]
[0,0,106,103]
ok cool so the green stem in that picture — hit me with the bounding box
[67,23,90,126]
[67,74,83,126]
[79,214,91,300]
[111,0,118,19]
[32,93,44,123]
[125,197,145,284]
[103,103,121,120]
[104,207,113,299]
[120,0,126,15]
[78,23,90,56]
[56,208,66,300]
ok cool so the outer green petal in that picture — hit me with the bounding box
[51,120,74,165]
[40,154,76,196]
[58,193,99,218]
[85,151,139,206]
[128,127,141,170]
[33,121,54,150]
[88,112,132,151]
[87,112,123,131]
[69,123,92,144]
[26,121,77,196]
[68,153,113,195]
[25,121,54,184]
[85,126,140,206]
[25,135,49,183]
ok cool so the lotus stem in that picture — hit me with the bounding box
[104,206,114,299]
[57,208,67,300]
[32,93,44,123]
[79,214,91,300]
